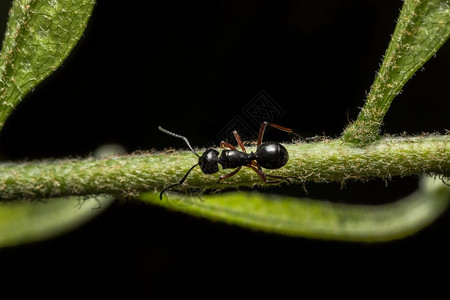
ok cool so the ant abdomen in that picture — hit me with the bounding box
[255,143,289,169]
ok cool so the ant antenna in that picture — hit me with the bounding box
[158,126,200,157]
[159,163,199,200]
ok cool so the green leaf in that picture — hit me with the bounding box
[0,195,113,248]
[343,0,450,144]
[0,1,102,248]
[141,176,450,242]
[0,0,95,129]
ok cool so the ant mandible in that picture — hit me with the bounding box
[158,122,300,200]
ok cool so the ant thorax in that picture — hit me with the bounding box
[218,150,252,169]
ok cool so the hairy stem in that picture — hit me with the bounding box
[0,135,448,201]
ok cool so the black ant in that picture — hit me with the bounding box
[158,122,300,200]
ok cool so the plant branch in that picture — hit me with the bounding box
[0,135,448,201]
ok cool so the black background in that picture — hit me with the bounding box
[0,0,449,298]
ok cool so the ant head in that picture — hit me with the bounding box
[198,149,219,174]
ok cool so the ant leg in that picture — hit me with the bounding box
[257,121,298,146]
[160,164,199,200]
[257,122,270,146]
[250,161,296,184]
[233,130,246,153]
[220,141,237,151]
[217,166,242,183]
[265,173,293,184]
[220,131,246,152]
[261,169,303,184]
[248,165,282,184]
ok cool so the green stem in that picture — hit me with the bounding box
[0,135,448,201]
